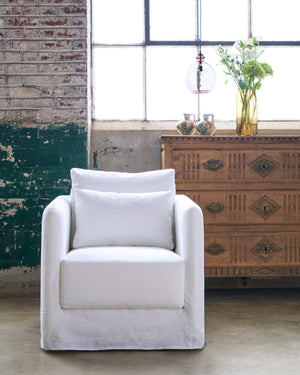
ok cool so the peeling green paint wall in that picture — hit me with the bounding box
[0,0,89,295]
[0,121,87,271]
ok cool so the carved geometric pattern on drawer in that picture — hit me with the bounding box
[249,195,281,220]
[228,153,246,180]
[283,194,300,222]
[253,267,275,275]
[205,267,253,277]
[250,237,282,263]
[229,194,247,221]
[173,151,201,181]
[285,235,300,263]
[248,153,279,177]
[282,153,300,179]
[230,236,247,263]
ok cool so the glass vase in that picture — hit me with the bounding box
[236,89,258,136]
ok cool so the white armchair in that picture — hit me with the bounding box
[40,168,205,350]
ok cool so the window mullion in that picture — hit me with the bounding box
[143,46,147,121]
[144,0,150,44]
[248,0,253,38]
[144,0,150,120]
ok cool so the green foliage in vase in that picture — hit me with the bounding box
[216,37,273,90]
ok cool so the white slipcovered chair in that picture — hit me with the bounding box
[40,168,205,350]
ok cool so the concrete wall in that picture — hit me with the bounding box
[0,0,89,296]
[91,130,163,172]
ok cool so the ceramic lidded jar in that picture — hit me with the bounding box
[176,113,196,135]
[195,114,216,135]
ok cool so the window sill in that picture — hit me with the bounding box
[93,120,300,135]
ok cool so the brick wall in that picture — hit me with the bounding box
[0,0,89,295]
[0,0,88,121]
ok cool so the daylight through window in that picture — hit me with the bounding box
[92,0,300,122]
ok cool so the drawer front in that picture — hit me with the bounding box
[183,190,300,224]
[204,232,300,277]
[171,149,300,184]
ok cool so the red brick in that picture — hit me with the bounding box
[75,65,87,73]
[40,53,54,61]
[55,29,86,38]
[8,18,38,27]
[73,40,86,49]
[59,53,86,62]
[41,40,72,49]
[61,6,86,15]
[40,7,57,16]
[5,7,22,15]
[40,18,68,27]
[22,52,39,61]
[71,18,86,27]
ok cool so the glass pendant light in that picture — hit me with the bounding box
[186,0,216,103]
[186,53,216,93]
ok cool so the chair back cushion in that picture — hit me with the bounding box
[72,189,174,249]
[70,168,176,247]
[70,168,176,197]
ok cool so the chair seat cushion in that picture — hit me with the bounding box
[60,247,185,309]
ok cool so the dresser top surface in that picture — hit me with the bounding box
[160,134,300,140]
[160,135,300,146]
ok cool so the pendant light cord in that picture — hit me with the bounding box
[196,0,202,120]
[196,0,202,55]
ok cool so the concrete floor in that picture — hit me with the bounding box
[1,289,299,375]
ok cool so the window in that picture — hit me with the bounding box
[92,0,300,122]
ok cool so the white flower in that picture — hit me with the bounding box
[243,49,257,61]
[246,38,253,46]
[216,45,225,58]
[233,40,241,49]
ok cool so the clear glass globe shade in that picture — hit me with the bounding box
[186,61,216,94]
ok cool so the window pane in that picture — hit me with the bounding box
[198,47,237,121]
[202,46,300,122]
[150,0,195,41]
[93,47,144,120]
[147,47,200,120]
[256,48,300,120]
[202,0,248,41]
[252,0,300,41]
[147,46,242,121]
[93,0,144,44]
[211,46,300,121]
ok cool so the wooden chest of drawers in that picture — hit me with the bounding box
[160,135,300,280]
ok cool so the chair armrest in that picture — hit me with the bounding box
[174,194,205,340]
[174,194,204,262]
[41,195,71,311]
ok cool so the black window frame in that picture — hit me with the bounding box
[92,0,300,122]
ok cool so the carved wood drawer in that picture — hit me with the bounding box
[204,232,300,277]
[172,149,300,184]
[183,190,300,224]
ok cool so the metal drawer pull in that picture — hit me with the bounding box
[205,243,225,256]
[205,202,224,214]
[258,202,277,215]
[203,159,224,171]
[254,159,275,172]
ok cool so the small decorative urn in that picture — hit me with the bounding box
[195,113,216,135]
[176,113,196,135]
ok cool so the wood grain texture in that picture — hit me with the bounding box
[160,135,300,278]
